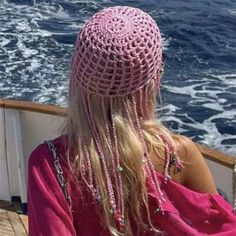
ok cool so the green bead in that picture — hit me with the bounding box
[117,166,124,172]
[155,208,160,213]
[109,208,113,214]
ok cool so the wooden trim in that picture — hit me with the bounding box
[0,99,235,169]
[196,144,235,169]
[0,99,66,117]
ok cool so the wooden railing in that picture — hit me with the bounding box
[1,99,235,169]
[0,99,66,116]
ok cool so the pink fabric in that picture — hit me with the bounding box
[28,135,236,235]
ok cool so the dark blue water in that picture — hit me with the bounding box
[0,0,235,155]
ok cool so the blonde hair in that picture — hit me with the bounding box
[66,77,175,235]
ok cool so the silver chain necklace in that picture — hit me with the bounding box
[45,140,72,207]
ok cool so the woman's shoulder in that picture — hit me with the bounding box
[172,135,217,194]
[172,134,218,165]
[172,135,197,161]
[172,134,210,167]
[28,134,68,168]
[28,142,48,168]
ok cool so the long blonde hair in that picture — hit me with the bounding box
[66,77,175,235]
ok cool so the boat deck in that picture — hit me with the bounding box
[0,200,28,236]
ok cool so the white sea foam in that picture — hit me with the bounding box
[228,9,236,16]
[162,35,171,51]
[0,37,10,47]
[159,70,236,153]
[156,104,180,115]
[0,0,235,155]
[201,110,236,155]
[202,103,224,111]
[29,58,41,71]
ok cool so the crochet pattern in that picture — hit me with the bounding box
[71,6,162,97]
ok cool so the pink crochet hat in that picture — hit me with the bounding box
[71,6,162,97]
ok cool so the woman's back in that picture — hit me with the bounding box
[28,134,236,235]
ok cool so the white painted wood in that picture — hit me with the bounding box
[5,109,27,203]
[2,108,65,204]
[207,159,233,204]
[0,107,11,201]
[20,110,65,184]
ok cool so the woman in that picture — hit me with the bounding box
[28,6,236,236]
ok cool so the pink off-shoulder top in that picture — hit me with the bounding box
[28,135,236,236]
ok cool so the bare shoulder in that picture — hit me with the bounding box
[172,135,217,194]
[172,135,199,165]
[173,134,207,163]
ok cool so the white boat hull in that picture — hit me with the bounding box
[0,106,64,211]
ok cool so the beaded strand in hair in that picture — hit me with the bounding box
[89,98,117,209]
[159,134,184,178]
[138,88,144,119]
[122,97,135,132]
[131,94,165,210]
[102,97,125,229]
[101,98,119,179]
[82,93,117,212]
[82,138,96,195]
[110,99,125,229]
[144,85,149,119]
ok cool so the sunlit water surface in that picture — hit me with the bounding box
[0,0,235,155]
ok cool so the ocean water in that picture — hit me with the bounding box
[0,0,235,155]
